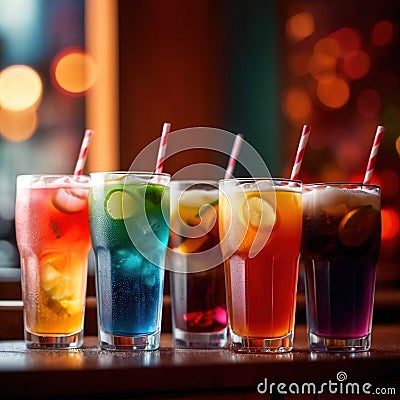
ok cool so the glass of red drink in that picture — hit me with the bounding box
[166,181,228,348]
[15,175,91,348]
[219,178,302,353]
[302,183,381,352]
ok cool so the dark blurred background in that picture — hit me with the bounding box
[0,0,399,301]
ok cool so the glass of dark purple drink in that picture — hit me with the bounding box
[302,183,381,352]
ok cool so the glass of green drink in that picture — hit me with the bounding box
[89,172,170,350]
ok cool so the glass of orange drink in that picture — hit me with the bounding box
[15,175,91,348]
[219,178,302,353]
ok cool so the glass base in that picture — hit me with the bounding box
[25,329,83,349]
[308,331,371,352]
[230,329,293,353]
[99,329,160,351]
[173,327,228,349]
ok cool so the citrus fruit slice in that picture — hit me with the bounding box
[59,299,81,316]
[105,189,136,220]
[338,205,379,247]
[241,194,276,230]
[52,188,88,213]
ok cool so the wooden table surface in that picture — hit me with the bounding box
[0,324,399,399]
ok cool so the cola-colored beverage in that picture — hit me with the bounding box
[167,181,227,348]
[302,183,381,352]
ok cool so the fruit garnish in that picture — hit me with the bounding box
[105,189,136,220]
[52,188,88,213]
[183,306,227,329]
[240,194,276,230]
[59,299,81,316]
[178,237,208,253]
[338,205,379,247]
[40,254,81,316]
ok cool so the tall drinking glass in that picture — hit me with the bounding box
[219,178,302,353]
[15,175,91,349]
[167,181,228,348]
[89,172,170,350]
[302,183,381,352]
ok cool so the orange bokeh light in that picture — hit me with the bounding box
[308,53,337,81]
[342,50,370,80]
[0,65,43,111]
[52,48,97,95]
[0,108,38,142]
[372,20,394,46]
[286,12,315,41]
[282,88,312,122]
[396,136,400,157]
[314,37,341,58]
[381,208,400,240]
[316,77,350,109]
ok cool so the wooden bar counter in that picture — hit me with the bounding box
[0,324,399,399]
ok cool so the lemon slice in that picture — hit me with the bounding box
[105,189,136,220]
[338,205,379,247]
[241,194,276,230]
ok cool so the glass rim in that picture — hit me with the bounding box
[170,179,218,185]
[303,182,380,189]
[17,174,90,179]
[219,177,301,184]
[89,171,170,178]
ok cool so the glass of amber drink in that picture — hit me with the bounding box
[15,175,91,349]
[219,178,302,353]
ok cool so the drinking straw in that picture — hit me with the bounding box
[155,122,171,174]
[363,125,385,184]
[290,124,311,181]
[224,134,243,179]
[74,129,94,177]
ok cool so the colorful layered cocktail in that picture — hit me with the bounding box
[89,172,170,350]
[15,175,91,348]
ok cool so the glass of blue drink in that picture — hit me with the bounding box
[301,183,381,352]
[89,172,170,350]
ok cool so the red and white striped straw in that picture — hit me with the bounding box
[363,125,385,184]
[155,122,171,174]
[224,134,243,179]
[290,124,311,181]
[74,129,94,176]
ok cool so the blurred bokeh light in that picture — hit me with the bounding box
[51,48,97,95]
[0,65,42,111]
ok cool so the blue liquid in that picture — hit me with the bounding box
[89,182,169,337]
[95,246,164,336]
